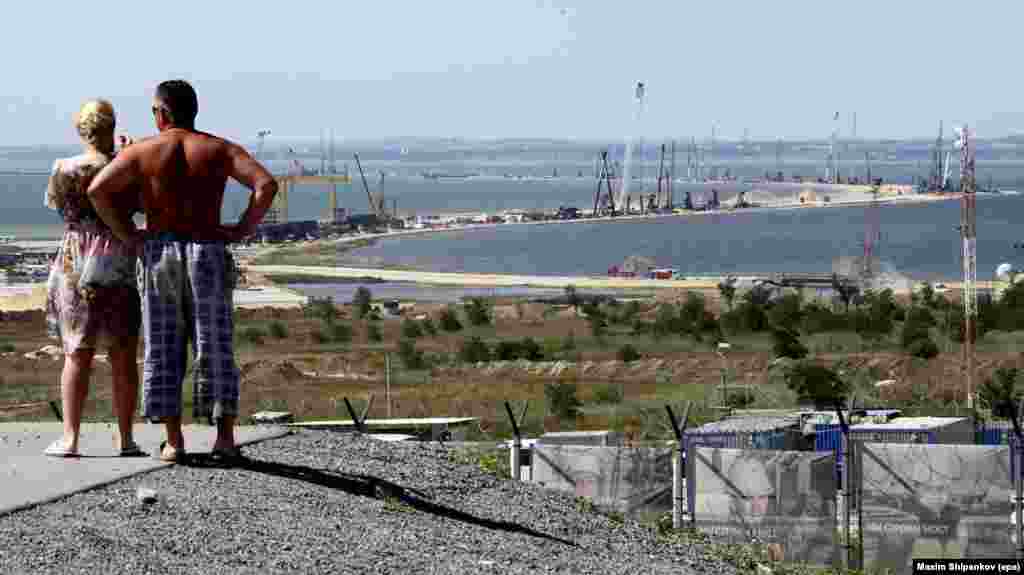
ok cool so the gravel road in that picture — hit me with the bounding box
[0,430,738,575]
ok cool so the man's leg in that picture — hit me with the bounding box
[187,242,240,450]
[140,239,188,453]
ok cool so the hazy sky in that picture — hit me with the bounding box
[1,0,1020,145]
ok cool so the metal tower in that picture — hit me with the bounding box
[617,82,645,211]
[959,125,977,409]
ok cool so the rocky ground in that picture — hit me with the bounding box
[0,430,737,575]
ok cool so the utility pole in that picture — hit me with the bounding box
[959,125,977,409]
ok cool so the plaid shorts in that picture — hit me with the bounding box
[140,234,240,423]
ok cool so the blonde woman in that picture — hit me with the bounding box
[43,99,144,457]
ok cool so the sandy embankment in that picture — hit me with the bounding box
[247,264,994,296]
[246,264,725,290]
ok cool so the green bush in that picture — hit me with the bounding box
[439,306,463,332]
[0,342,14,353]
[588,316,607,341]
[331,322,353,343]
[545,381,582,419]
[632,319,652,335]
[459,336,491,364]
[268,321,288,339]
[561,331,577,351]
[652,303,678,339]
[726,390,754,409]
[310,329,328,344]
[398,339,426,370]
[783,361,849,408]
[679,292,710,335]
[617,343,641,363]
[401,317,423,339]
[901,305,938,359]
[801,303,849,334]
[906,337,939,360]
[542,337,562,359]
[240,326,266,344]
[366,323,383,343]
[980,367,1023,419]
[420,316,437,336]
[463,297,492,327]
[353,287,373,319]
[772,327,808,360]
[494,340,523,361]
[767,293,803,332]
[592,383,624,405]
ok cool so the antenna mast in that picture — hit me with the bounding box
[959,125,977,409]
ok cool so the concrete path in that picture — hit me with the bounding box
[0,422,289,517]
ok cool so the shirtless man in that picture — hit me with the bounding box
[88,80,278,462]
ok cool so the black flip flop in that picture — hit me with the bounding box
[210,446,246,464]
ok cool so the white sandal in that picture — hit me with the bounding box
[44,440,79,458]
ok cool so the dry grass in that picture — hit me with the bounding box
[2,299,1023,435]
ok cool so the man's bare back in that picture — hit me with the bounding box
[131,128,233,236]
[89,128,277,244]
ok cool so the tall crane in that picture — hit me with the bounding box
[958,125,977,409]
[617,82,645,211]
[353,153,383,219]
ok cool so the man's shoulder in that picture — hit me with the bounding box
[190,130,238,148]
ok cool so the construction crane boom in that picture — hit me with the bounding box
[353,153,379,218]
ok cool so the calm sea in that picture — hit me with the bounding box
[3,143,1024,282]
[344,195,1024,283]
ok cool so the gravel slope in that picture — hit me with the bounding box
[0,430,737,575]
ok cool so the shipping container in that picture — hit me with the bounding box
[687,415,804,451]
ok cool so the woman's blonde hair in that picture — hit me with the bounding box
[75,99,116,155]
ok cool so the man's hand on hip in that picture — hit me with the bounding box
[216,224,253,243]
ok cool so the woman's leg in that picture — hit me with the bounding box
[59,349,95,450]
[109,336,139,449]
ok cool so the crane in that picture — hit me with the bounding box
[353,153,382,219]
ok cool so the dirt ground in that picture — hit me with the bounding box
[1,295,1020,439]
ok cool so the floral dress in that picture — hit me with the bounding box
[44,154,141,352]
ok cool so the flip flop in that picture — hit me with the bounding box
[119,441,147,458]
[157,441,187,463]
[210,446,245,464]
[44,440,79,458]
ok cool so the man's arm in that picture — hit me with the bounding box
[87,150,142,244]
[224,143,277,240]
